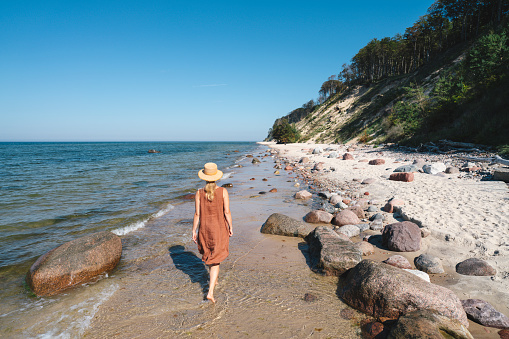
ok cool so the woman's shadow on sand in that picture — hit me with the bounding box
[169,245,209,297]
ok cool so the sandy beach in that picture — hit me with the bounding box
[77,142,509,338]
[263,141,509,338]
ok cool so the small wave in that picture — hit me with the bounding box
[33,283,119,339]
[221,172,234,181]
[111,204,175,236]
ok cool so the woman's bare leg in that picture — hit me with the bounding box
[207,264,220,303]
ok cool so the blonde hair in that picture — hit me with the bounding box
[204,181,217,202]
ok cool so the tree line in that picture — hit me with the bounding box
[322,0,509,94]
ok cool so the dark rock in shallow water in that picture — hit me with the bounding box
[221,183,233,188]
[261,213,315,238]
[26,231,122,296]
[305,226,362,276]
[303,293,318,302]
[339,259,468,327]
[388,310,474,339]
[456,258,496,276]
[461,299,509,329]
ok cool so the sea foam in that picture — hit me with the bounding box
[112,203,174,236]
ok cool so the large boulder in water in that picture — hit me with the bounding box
[305,226,362,276]
[339,260,468,327]
[26,231,122,296]
[261,213,315,238]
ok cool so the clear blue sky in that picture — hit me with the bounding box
[0,0,435,142]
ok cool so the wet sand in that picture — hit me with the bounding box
[84,149,364,338]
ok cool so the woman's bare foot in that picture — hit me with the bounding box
[206,294,216,303]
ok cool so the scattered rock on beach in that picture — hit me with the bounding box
[336,225,361,238]
[456,258,496,276]
[369,219,384,230]
[221,183,233,188]
[343,153,354,160]
[383,198,405,213]
[339,260,468,327]
[394,165,418,173]
[312,147,323,154]
[269,188,277,193]
[313,162,325,171]
[414,254,445,274]
[368,159,385,165]
[299,157,310,164]
[356,241,375,255]
[461,299,509,329]
[329,195,343,205]
[389,172,414,182]
[304,210,333,224]
[328,151,339,158]
[303,293,318,302]
[361,178,376,184]
[261,213,315,238]
[320,202,336,214]
[295,190,312,199]
[383,255,412,269]
[305,226,362,276]
[382,221,421,252]
[388,310,474,339]
[252,158,261,164]
[318,191,332,199]
[494,168,509,183]
[423,162,446,174]
[26,231,122,296]
[347,205,366,219]
[332,209,361,226]
[446,166,460,174]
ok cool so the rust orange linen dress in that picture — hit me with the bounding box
[197,187,229,265]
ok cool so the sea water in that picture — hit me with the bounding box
[0,141,258,337]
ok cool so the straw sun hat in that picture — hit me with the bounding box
[198,162,223,182]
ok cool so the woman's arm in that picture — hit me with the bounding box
[192,190,200,243]
[223,188,233,236]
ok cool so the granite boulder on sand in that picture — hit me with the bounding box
[304,210,333,224]
[261,213,315,238]
[332,209,361,226]
[339,260,468,327]
[461,299,509,329]
[382,221,421,252]
[456,258,497,276]
[305,226,362,276]
[26,231,122,296]
[388,310,474,339]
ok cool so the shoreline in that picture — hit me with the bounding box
[263,141,509,337]
[84,145,363,337]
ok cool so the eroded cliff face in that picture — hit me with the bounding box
[292,79,404,144]
[272,52,464,145]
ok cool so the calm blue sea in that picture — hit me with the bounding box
[0,142,257,275]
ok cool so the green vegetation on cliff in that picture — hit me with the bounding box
[267,0,509,153]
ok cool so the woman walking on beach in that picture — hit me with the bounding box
[192,163,233,303]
